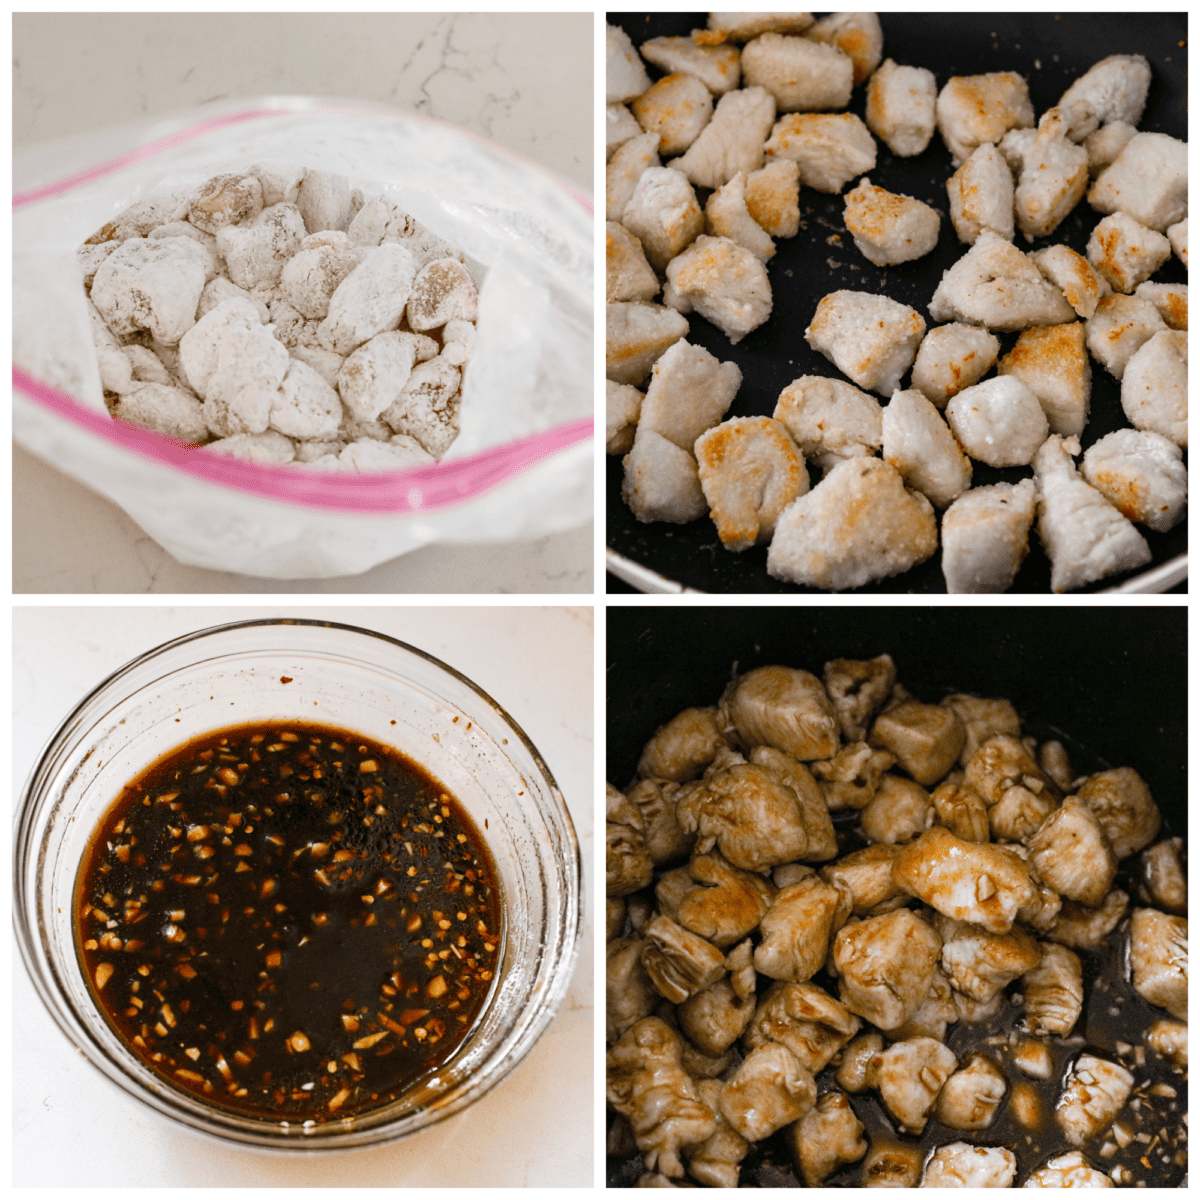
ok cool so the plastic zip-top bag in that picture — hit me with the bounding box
[14,95,593,579]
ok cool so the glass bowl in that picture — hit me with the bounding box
[14,618,581,1151]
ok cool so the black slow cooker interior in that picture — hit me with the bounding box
[606,606,1186,1186]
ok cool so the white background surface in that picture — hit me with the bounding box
[12,605,594,1186]
[12,12,594,594]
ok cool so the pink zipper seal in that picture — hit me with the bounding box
[15,365,592,515]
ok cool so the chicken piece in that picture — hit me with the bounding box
[1022,942,1084,1037]
[875,1036,957,1134]
[608,821,655,897]
[743,981,861,1074]
[720,1044,816,1143]
[1136,837,1186,915]
[1167,217,1187,266]
[1085,293,1168,382]
[997,322,1092,438]
[608,102,644,160]
[911,323,1001,409]
[621,429,706,525]
[706,13,816,41]
[805,292,926,397]
[892,826,1034,934]
[1085,120,1138,175]
[945,376,1050,469]
[637,338,743,455]
[1038,741,1075,793]
[1088,212,1172,295]
[677,852,775,948]
[1076,767,1160,860]
[674,87,777,191]
[696,417,807,551]
[863,1139,922,1188]
[606,23,652,104]
[821,846,904,915]
[833,909,942,1030]
[1145,1019,1188,1068]
[1012,108,1089,242]
[1033,435,1152,592]
[1013,1039,1054,1079]
[805,12,883,87]
[633,73,715,158]
[929,230,1076,331]
[922,1143,1016,1187]
[889,963,958,1042]
[744,159,801,238]
[1027,797,1117,906]
[936,72,1035,166]
[622,168,706,274]
[719,665,839,760]
[1025,1151,1115,1188]
[946,143,1015,245]
[606,301,689,386]
[837,1032,884,1093]
[639,707,729,784]
[938,916,1042,1002]
[865,59,937,157]
[811,742,896,811]
[608,937,662,1042]
[844,180,941,267]
[1014,857,1064,933]
[821,654,896,742]
[748,746,838,860]
[665,235,773,344]
[764,112,877,194]
[607,1017,718,1179]
[941,482,1038,594]
[772,375,883,474]
[881,388,972,509]
[767,458,938,590]
[1129,907,1187,1020]
[607,133,662,223]
[1088,131,1188,233]
[1058,53,1151,141]
[678,977,756,1056]
[624,778,694,865]
[941,696,1022,769]
[1120,330,1187,448]
[753,876,843,982]
[1048,889,1129,950]
[785,1090,868,1186]
[608,896,627,943]
[684,1079,750,1188]
[931,779,990,843]
[705,172,775,262]
[859,775,933,845]
[954,990,1004,1025]
[1055,1054,1133,1147]
[870,700,965,788]
[1029,244,1111,321]
[741,32,853,112]
[1133,281,1188,331]
[641,914,728,1004]
[640,36,741,97]
[676,763,818,871]
[989,784,1058,844]
[608,222,660,305]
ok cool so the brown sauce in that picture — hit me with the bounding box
[75,722,501,1124]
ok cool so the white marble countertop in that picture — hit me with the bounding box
[13,13,593,594]
[13,606,594,1186]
